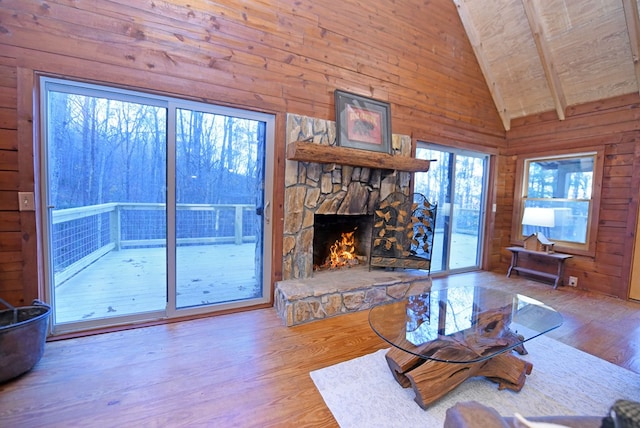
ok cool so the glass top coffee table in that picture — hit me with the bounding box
[369,286,563,409]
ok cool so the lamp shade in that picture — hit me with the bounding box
[521,207,555,228]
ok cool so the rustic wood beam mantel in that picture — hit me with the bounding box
[286,141,431,173]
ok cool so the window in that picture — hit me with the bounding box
[514,151,602,255]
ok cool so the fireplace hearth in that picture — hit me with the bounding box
[274,266,432,326]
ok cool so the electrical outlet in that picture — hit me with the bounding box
[568,276,578,287]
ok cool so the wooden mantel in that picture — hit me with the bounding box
[286,141,431,173]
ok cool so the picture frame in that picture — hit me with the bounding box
[334,90,391,153]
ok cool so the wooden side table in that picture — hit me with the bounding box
[506,246,572,289]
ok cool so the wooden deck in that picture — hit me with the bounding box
[54,243,259,323]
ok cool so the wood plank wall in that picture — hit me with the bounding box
[494,94,640,299]
[2,0,638,305]
[0,55,23,305]
[0,0,506,306]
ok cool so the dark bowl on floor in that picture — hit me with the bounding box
[0,299,51,383]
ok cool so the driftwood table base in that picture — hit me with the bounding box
[385,347,533,409]
[369,288,563,410]
[383,304,533,409]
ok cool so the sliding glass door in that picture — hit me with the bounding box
[41,78,273,334]
[173,108,268,311]
[415,143,489,274]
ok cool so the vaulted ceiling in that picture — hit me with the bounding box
[453,0,640,130]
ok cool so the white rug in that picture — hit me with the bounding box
[310,335,640,427]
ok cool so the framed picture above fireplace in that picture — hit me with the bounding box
[335,90,391,153]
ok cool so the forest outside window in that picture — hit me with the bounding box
[515,151,601,255]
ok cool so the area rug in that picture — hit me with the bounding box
[310,335,640,427]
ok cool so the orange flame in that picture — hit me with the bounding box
[326,229,358,269]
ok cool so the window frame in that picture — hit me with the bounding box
[511,148,604,257]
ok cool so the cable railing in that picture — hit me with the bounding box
[51,202,257,285]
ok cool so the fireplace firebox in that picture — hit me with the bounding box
[313,214,373,271]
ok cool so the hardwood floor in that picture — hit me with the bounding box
[1,271,640,427]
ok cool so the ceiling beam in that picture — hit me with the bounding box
[452,0,511,131]
[622,0,640,93]
[521,0,566,121]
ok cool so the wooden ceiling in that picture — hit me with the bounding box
[453,0,640,130]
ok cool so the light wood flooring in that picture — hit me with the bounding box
[1,271,640,427]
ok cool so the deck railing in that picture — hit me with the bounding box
[51,202,257,284]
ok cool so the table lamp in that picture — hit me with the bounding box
[521,207,555,244]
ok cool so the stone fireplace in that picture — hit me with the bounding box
[274,114,433,326]
[282,113,412,280]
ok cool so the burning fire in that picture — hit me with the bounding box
[323,229,359,270]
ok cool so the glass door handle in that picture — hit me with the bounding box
[264,201,270,224]
[256,201,271,224]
